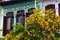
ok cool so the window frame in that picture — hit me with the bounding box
[16,10,24,25]
[3,12,14,36]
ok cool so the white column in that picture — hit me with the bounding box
[0,7,4,38]
[13,9,17,30]
[55,3,59,16]
[43,5,45,11]
[24,7,28,27]
[40,2,43,9]
[35,0,37,8]
[41,2,45,11]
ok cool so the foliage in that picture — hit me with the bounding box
[25,9,60,40]
[3,9,60,40]
[3,23,25,40]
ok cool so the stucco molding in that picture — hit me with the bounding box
[4,4,34,16]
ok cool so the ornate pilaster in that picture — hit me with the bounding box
[13,9,17,30]
[24,7,28,27]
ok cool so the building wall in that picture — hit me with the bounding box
[0,0,60,38]
[0,7,4,38]
[40,1,60,16]
[0,0,36,38]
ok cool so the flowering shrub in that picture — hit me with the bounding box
[3,23,25,40]
[3,9,60,40]
[26,9,60,40]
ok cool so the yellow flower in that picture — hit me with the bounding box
[48,35,51,39]
[54,28,56,30]
[55,15,58,19]
[45,22,49,25]
[45,14,49,16]
[43,38,46,40]
[55,24,58,27]
[48,19,52,22]
[30,34,32,36]
[33,34,35,37]
[37,20,40,24]
[45,26,49,30]
[31,17,35,23]
[11,37,14,40]
[47,10,50,12]
[48,28,51,31]
[30,14,36,17]
[51,20,53,22]
[58,17,60,21]
[5,38,8,40]
[28,39,30,40]
[15,35,19,40]
[26,19,30,24]
[58,29,60,32]
[49,9,54,13]
[14,38,18,40]
[25,30,30,36]
[40,22,44,25]
[38,16,41,19]
[42,24,44,28]
[27,31,30,36]
[14,38,16,40]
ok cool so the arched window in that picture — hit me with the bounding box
[45,4,55,13]
[3,12,14,36]
[16,10,24,25]
[26,8,35,17]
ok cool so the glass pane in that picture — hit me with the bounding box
[22,16,25,24]
[7,18,11,30]
[18,17,20,22]
[22,17,24,24]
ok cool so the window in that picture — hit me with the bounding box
[26,8,35,17]
[45,4,55,13]
[3,12,13,36]
[3,9,36,36]
[17,10,24,25]
[18,16,20,22]
[7,18,11,30]
[28,8,35,13]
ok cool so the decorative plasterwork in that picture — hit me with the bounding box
[3,1,35,16]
